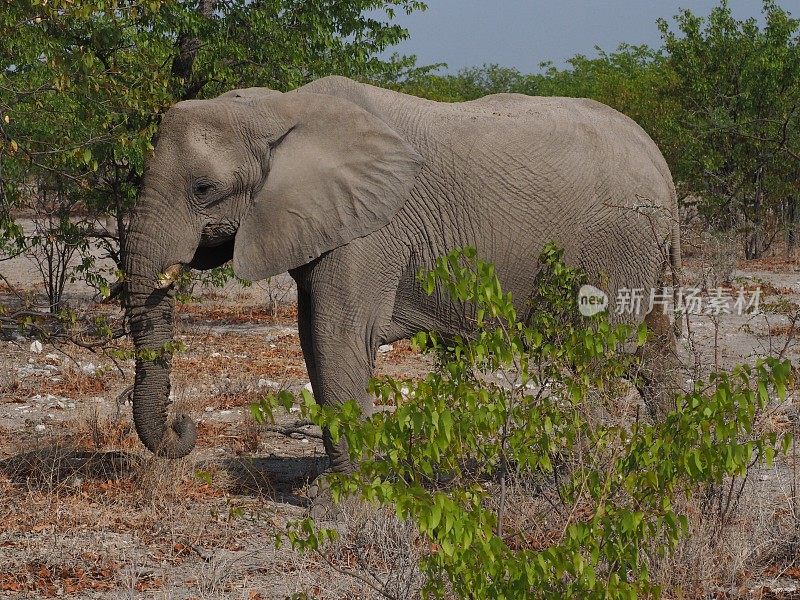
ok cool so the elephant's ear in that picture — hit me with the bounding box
[232,92,423,281]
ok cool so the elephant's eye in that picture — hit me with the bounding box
[193,181,215,198]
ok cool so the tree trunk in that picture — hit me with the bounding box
[171,0,215,100]
[745,168,764,260]
[788,193,798,256]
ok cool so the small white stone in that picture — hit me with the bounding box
[289,405,300,413]
[210,351,221,357]
[30,340,43,354]
[204,406,214,413]
[401,385,410,396]
[269,344,276,348]
[45,353,59,360]
[378,344,393,353]
[81,362,97,375]
[301,438,309,443]
[303,382,314,395]
[258,378,280,390]
[34,424,46,432]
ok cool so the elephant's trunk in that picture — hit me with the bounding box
[123,190,199,458]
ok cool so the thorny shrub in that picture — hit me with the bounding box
[252,245,793,599]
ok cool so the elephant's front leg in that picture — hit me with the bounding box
[296,287,379,474]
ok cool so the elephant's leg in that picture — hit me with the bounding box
[296,287,385,474]
[296,287,369,474]
[634,307,683,419]
[298,284,387,519]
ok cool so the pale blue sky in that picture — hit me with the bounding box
[380,0,799,72]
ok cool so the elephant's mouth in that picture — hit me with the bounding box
[188,232,236,272]
[156,226,237,290]
[199,222,237,247]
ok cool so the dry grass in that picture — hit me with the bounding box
[35,367,114,398]
[175,331,308,381]
[176,302,298,326]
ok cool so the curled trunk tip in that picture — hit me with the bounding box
[134,412,197,459]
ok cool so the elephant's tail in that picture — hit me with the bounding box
[670,194,683,338]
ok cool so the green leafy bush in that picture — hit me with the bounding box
[253,245,792,599]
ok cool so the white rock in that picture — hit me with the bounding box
[269,344,276,348]
[34,424,46,432]
[210,351,221,357]
[258,378,280,390]
[303,382,314,395]
[45,353,59,360]
[30,340,43,354]
[81,362,97,375]
[204,406,214,413]
[401,385,410,396]
[301,438,309,443]
[289,405,300,413]
[378,344,393,353]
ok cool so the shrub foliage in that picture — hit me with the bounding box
[253,245,792,599]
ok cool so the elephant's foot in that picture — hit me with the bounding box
[307,474,340,521]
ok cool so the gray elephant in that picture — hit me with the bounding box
[122,75,681,474]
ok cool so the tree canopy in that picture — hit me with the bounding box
[0,0,425,286]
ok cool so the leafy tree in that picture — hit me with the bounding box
[0,0,426,310]
[658,0,800,258]
[396,64,541,102]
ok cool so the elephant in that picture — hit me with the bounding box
[122,75,682,477]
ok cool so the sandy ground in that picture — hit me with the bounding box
[0,226,799,598]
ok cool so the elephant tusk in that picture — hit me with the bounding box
[156,264,183,289]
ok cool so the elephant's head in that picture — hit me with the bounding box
[122,89,423,457]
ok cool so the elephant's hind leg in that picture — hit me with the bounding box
[634,307,683,419]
